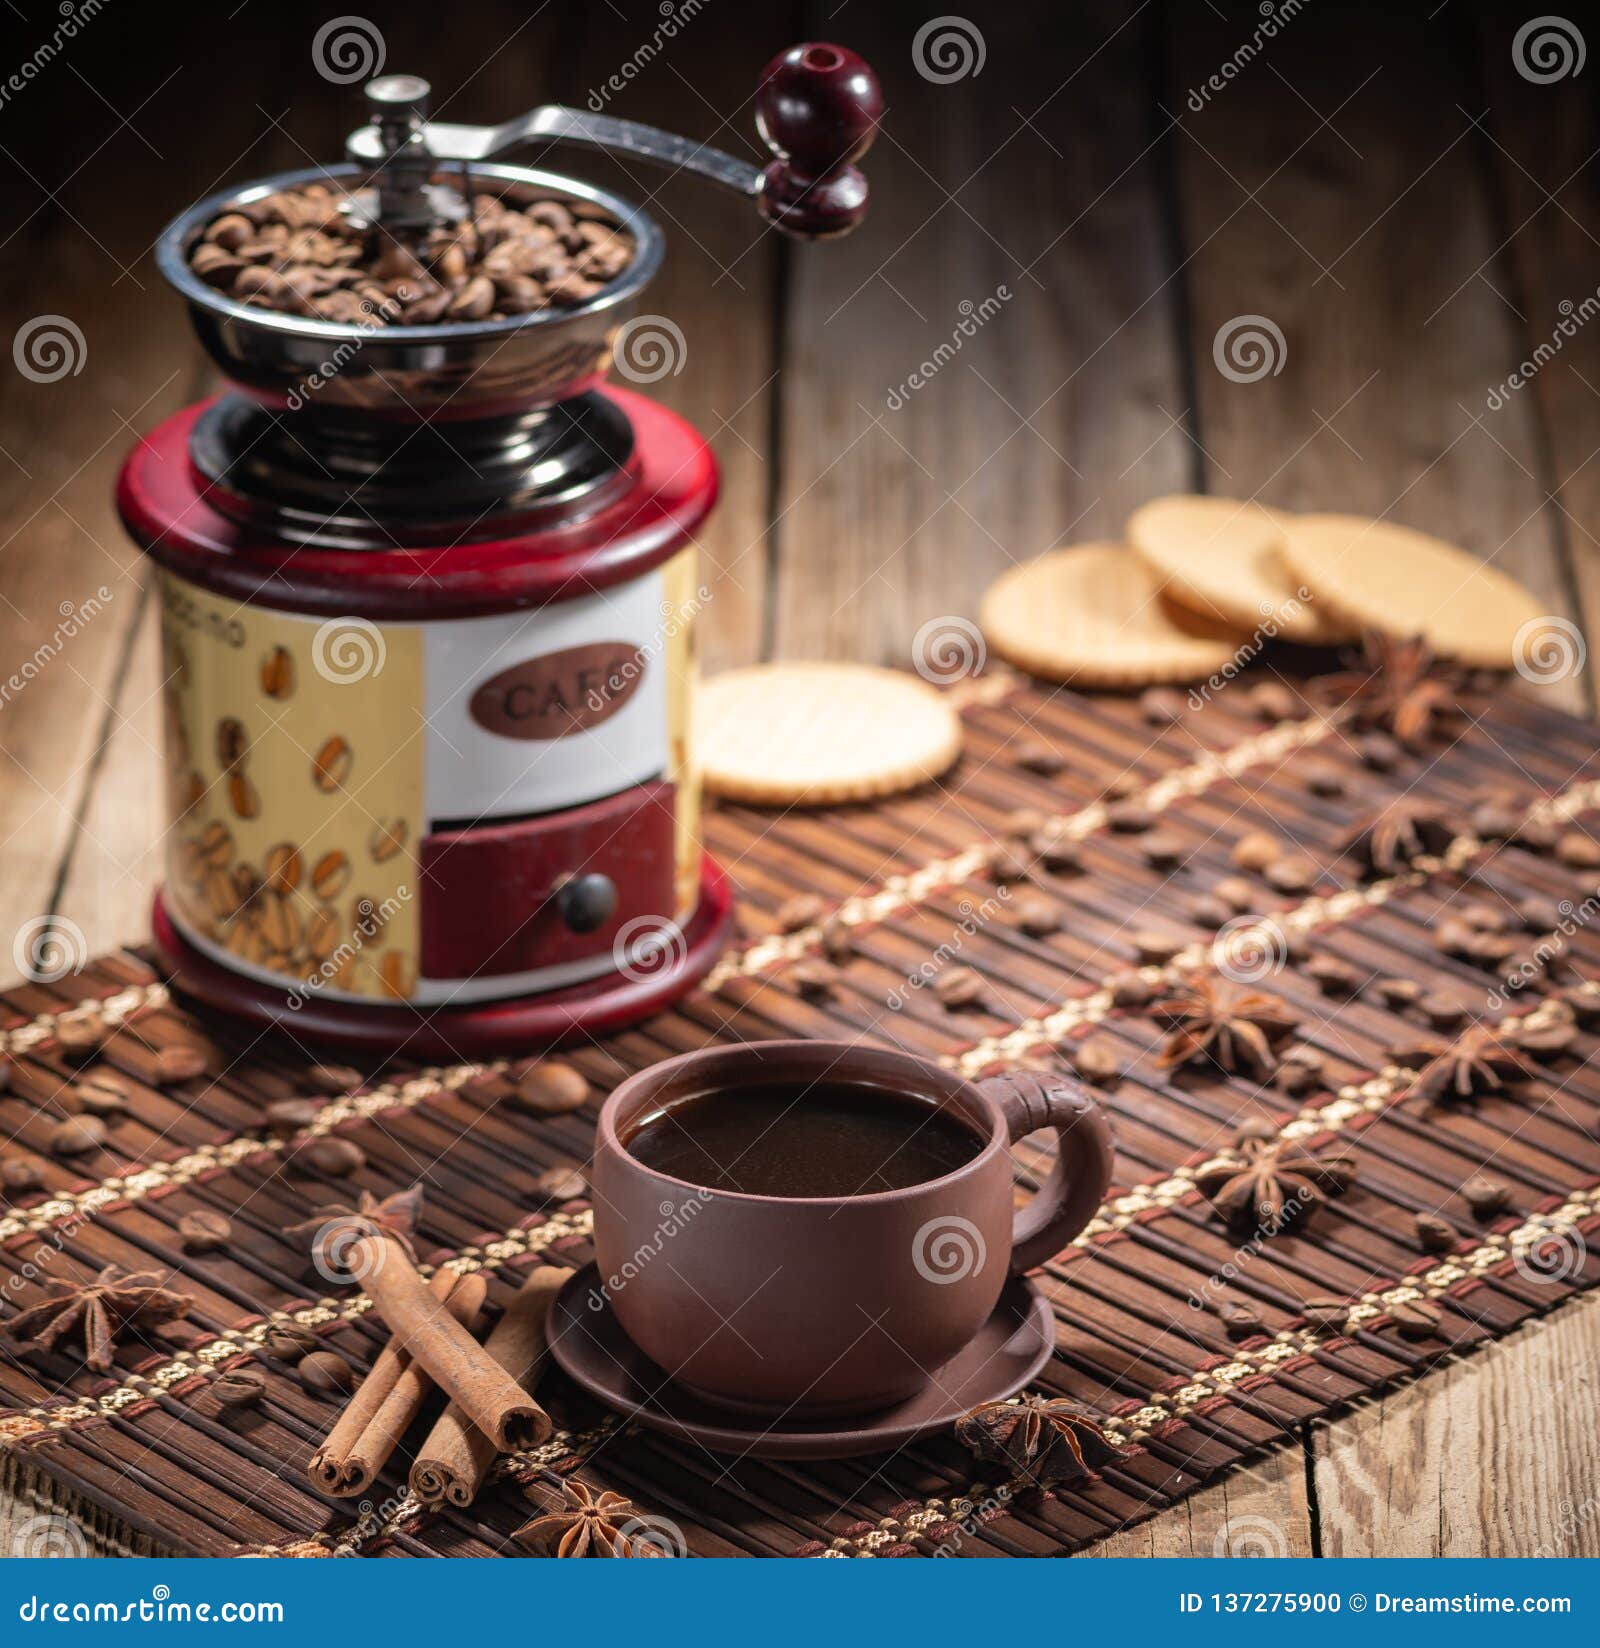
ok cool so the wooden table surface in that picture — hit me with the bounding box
[2,0,1598,1557]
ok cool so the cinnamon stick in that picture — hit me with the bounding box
[357,1233,552,1450]
[308,1267,487,1497]
[411,1266,567,1508]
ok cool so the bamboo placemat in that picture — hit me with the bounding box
[2,664,1598,1557]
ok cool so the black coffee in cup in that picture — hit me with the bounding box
[622,1080,984,1199]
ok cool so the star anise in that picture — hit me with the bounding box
[1192,1131,1359,1232]
[1155,974,1300,1078]
[954,1394,1124,1483]
[512,1479,662,1558]
[1,1265,192,1373]
[1341,797,1457,877]
[1318,629,1458,748]
[289,1184,423,1266]
[1400,1022,1540,1103]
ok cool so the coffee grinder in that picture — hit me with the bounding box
[117,45,881,1056]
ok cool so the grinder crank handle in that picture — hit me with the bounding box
[346,44,882,240]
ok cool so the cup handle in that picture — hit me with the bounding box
[978,1071,1116,1274]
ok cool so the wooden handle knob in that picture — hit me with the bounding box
[754,43,882,239]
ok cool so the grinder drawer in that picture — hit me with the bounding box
[419,780,677,982]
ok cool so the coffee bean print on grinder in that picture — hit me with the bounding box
[123,48,882,1054]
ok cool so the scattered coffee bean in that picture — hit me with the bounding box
[1515,819,1558,853]
[1028,827,1080,873]
[1459,901,1509,934]
[1231,831,1282,873]
[514,1061,590,1115]
[263,1325,320,1363]
[74,1071,130,1117]
[1357,731,1401,771]
[1308,954,1362,997]
[55,1012,106,1061]
[1214,876,1255,913]
[1265,855,1319,895]
[1140,830,1185,870]
[1510,1013,1576,1055]
[179,1209,233,1254]
[299,1350,356,1395]
[1103,772,1142,800]
[777,894,823,934]
[1420,993,1470,1031]
[1138,687,1186,726]
[1414,1212,1458,1254]
[300,1137,365,1177]
[1461,1175,1512,1217]
[49,1115,107,1156]
[1305,766,1345,798]
[819,918,855,963]
[0,1158,44,1195]
[1015,740,1064,775]
[934,967,986,1010]
[1106,801,1155,834]
[534,1165,587,1202]
[1301,1297,1351,1335]
[265,1098,321,1137]
[1006,806,1048,839]
[1557,831,1600,869]
[1377,976,1422,1009]
[1247,681,1297,721]
[988,840,1035,883]
[1072,1036,1123,1085]
[1015,895,1060,937]
[1276,1061,1320,1096]
[1189,895,1233,929]
[1560,980,1600,1023]
[1133,931,1185,966]
[790,960,836,999]
[154,1045,207,1085]
[1470,799,1522,840]
[1516,895,1563,933]
[1109,971,1154,1009]
[214,1370,267,1409]
[1388,1298,1443,1341]
[306,1063,362,1096]
[1282,1044,1324,1075]
[1218,1299,1265,1339]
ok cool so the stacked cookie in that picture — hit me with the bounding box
[980,495,1546,685]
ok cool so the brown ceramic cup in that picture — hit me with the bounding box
[589,1040,1114,1416]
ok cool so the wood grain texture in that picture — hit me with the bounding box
[1166,1,1582,711]
[1086,1449,1314,1558]
[1314,1294,1600,1558]
[772,1,1187,662]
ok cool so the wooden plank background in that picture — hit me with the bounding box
[2,0,1598,1556]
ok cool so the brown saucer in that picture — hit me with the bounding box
[546,1262,1055,1460]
